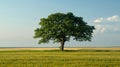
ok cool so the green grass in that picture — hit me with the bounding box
[0,50,120,67]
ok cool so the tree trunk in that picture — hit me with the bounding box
[60,41,65,51]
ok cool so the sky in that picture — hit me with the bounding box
[0,0,120,47]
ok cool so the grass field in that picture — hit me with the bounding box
[0,48,120,67]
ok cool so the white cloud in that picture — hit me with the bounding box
[94,24,106,33]
[93,15,119,23]
[93,18,104,23]
[106,15,119,22]
[93,15,120,34]
[95,25,101,30]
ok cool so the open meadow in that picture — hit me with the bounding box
[0,47,120,67]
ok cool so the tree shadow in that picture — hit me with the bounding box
[63,50,120,52]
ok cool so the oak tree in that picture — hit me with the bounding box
[34,12,95,51]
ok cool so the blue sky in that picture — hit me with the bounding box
[0,0,120,47]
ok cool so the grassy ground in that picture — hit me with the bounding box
[0,49,120,67]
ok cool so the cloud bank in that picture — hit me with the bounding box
[94,18,104,23]
[93,15,120,33]
[106,15,119,22]
[93,15,119,23]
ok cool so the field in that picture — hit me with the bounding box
[0,48,120,67]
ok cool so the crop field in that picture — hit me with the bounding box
[0,48,120,67]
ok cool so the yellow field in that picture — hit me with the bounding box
[0,47,120,67]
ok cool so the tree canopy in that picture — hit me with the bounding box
[34,12,95,51]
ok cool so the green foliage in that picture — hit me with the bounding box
[0,50,120,67]
[34,12,95,48]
